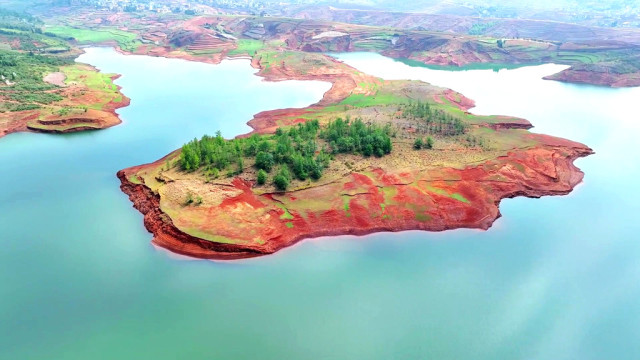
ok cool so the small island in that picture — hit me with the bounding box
[118,50,593,259]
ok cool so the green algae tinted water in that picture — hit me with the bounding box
[1,48,639,359]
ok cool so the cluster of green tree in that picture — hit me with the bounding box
[319,117,393,157]
[183,191,203,207]
[402,102,467,136]
[413,136,434,150]
[179,120,328,190]
[0,7,40,26]
[178,119,394,191]
[7,91,62,104]
[0,49,69,71]
[0,50,70,112]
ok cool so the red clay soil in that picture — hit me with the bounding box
[118,135,593,260]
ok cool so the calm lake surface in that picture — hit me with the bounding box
[1,48,639,359]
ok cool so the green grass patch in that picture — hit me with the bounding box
[339,92,407,108]
[450,193,470,203]
[61,64,121,109]
[228,39,264,56]
[276,204,295,220]
[342,195,351,217]
[0,48,70,110]
[45,26,139,51]
[425,184,470,203]
[128,174,142,185]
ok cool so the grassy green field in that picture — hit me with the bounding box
[61,64,121,109]
[45,26,140,52]
[339,92,407,107]
[63,65,117,91]
[228,39,265,56]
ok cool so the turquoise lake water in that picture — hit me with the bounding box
[1,48,639,359]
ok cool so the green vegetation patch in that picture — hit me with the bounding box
[450,193,470,203]
[402,101,467,137]
[342,195,351,217]
[128,174,142,185]
[0,49,70,112]
[179,118,393,191]
[228,39,265,56]
[424,184,470,203]
[340,93,407,108]
[61,64,121,109]
[277,204,295,220]
[45,26,140,52]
